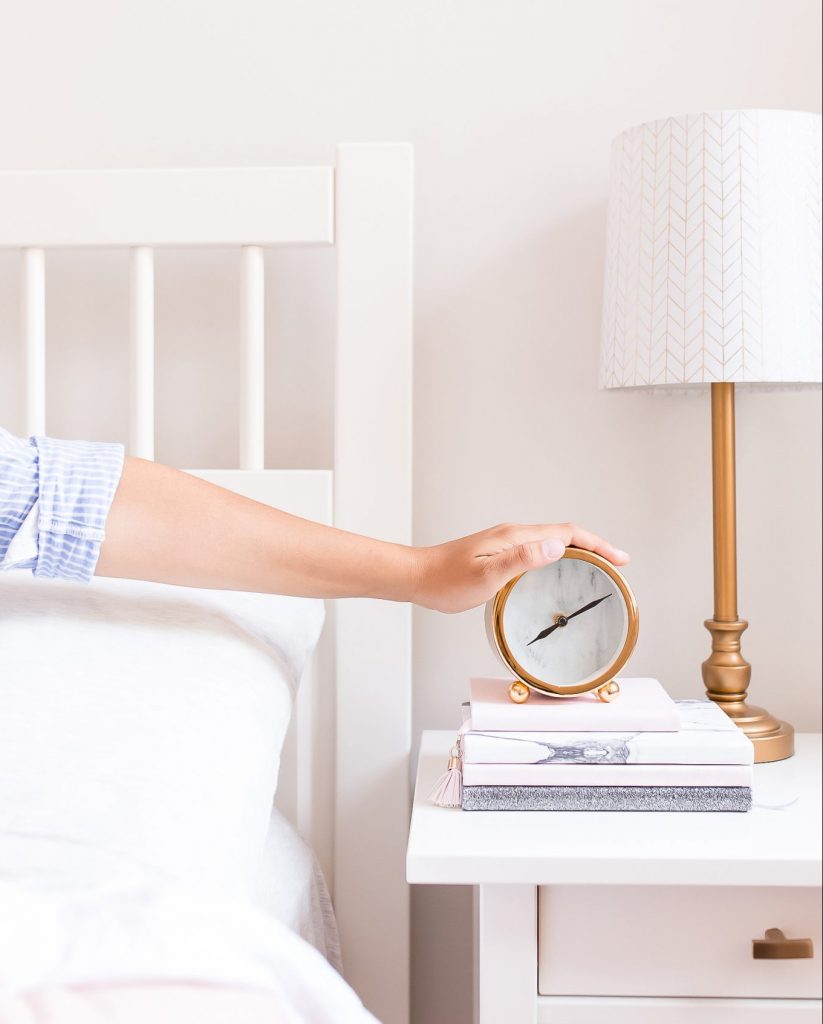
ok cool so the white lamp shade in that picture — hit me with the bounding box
[601,110,822,388]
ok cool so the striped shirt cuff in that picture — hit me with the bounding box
[33,436,125,583]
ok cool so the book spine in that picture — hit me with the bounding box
[469,707,680,733]
[461,762,753,787]
[462,731,753,766]
[461,785,752,812]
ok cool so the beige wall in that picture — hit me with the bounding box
[1,3,821,1022]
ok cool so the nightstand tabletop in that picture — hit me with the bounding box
[407,730,822,887]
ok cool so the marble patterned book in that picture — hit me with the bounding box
[461,785,753,812]
[461,761,753,787]
[469,677,679,732]
[462,699,754,766]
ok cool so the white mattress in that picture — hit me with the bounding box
[255,810,341,971]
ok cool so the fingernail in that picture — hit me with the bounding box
[542,539,565,559]
[614,549,630,562]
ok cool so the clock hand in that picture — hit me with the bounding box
[526,621,562,646]
[566,593,613,620]
[526,594,613,646]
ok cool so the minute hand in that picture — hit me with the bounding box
[566,592,613,620]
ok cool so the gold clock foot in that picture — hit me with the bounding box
[508,680,530,704]
[596,681,620,702]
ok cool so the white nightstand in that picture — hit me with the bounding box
[407,731,822,1024]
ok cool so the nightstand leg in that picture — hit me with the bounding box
[474,884,537,1024]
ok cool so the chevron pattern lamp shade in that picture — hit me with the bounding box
[601,109,822,388]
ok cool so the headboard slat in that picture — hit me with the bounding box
[128,246,155,459]
[239,245,265,471]
[21,247,46,436]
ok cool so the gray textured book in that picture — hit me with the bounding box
[461,785,752,812]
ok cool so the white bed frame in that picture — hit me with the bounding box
[0,144,413,1024]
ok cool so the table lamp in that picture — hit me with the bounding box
[601,109,822,763]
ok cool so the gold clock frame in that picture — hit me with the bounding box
[487,548,640,698]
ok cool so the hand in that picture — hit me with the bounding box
[410,523,629,614]
[527,593,612,645]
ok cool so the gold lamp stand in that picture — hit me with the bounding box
[702,383,794,763]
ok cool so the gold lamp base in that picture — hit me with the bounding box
[704,384,795,764]
[702,617,794,763]
[724,705,795,764]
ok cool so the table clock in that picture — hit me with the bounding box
[486,548,639,703]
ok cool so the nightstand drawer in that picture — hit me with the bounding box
[538,885,822,999]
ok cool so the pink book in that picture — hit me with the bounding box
[469,677,679,732]
[461,762,753,787]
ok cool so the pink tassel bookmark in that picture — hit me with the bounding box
[430,737,464,809]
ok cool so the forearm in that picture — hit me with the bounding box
[95,457,628,613]
[5,427,627,610]
[96,457,417,600]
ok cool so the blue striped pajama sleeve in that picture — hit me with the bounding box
[0,427,124,583]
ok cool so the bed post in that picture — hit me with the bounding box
[334,143,413,1024]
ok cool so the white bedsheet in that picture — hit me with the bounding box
[0,873,376,1024]
[0,982,341,1024]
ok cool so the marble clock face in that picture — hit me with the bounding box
[500,556,629,690]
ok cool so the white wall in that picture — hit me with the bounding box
[1,3,820,1022]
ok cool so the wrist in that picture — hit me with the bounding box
[348,537,422,604]
[381,542,426,604]
[405,544,446,609]
[404,544,430,605]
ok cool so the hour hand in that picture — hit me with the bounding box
[526,621,561,646]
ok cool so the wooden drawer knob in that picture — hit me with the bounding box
[752,928,814,960]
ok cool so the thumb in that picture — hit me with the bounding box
[487,538,566,586]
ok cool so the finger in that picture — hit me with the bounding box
[484,537,566,586]
[503,523,629,566]
[563,524,630,565]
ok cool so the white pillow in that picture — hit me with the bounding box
[0,572,324,896]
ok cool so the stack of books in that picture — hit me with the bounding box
[458,677,754,812]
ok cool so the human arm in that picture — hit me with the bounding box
[96,456,629,614]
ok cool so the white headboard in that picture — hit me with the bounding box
[0,144,413,1024]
